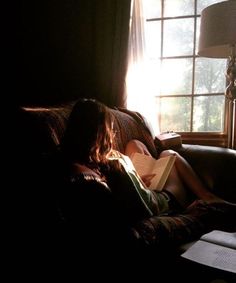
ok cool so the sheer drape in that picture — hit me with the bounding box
[126,0,160,134]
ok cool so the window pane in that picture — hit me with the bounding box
[147,59,162,93]
[163,18,194,57]
[194,58,226,94]
[127,0,227,136]
[193,95,225,132]
[146,21,161,59]
[143,0,161,19]
[159,97,191,132]
[161,58,192,95]
[197,0,226,14]
[164,0,194,17]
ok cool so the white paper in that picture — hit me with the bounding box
[201,230,236,249]
[182,233,236,274]
[130,152,176,191]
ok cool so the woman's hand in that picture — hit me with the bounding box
[141,174,156,188]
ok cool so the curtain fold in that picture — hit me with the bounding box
[92,0,132,108]
[126,0,160,134]
[16,1,132,107]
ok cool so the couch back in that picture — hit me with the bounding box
[16,101,160,226]
[19,101,159,159]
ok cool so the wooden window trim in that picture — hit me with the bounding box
[180,132,228,147]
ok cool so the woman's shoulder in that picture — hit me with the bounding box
[109,150,131,162]
[108,150,123,159]
[108,150,135,170]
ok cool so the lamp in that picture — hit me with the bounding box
[198,0,236,149]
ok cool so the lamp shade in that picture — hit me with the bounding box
[198,0,236,58]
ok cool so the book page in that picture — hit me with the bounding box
[181,240,236,274]
[201,230,236,249]
[130,153,157,176]
[130,153,176,191]
[150,155,175,190]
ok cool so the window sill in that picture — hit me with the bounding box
[179,133,228,148]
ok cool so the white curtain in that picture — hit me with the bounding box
[126,0,160,135]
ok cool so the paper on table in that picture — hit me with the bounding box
[181,231,236,274]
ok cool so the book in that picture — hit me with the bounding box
[130,152,176,191]
[181,230,236,274]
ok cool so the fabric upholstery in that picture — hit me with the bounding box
[132,200,236,248]
[19,102,235,201]
[17,101,236,255]
[20,102,158,158]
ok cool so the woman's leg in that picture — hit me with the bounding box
[161,150,225,204]
[125,140,226,207]
[125,140,190,207]
[125,139,151,157]
[159,150,190,207]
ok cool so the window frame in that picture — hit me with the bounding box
[144,0,228,147]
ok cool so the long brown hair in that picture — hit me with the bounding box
[61,99,115,167]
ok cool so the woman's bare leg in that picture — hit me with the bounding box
[160,150,191,207]
[125,140,190,206]
[161,150,225,204]
[125,140,227,207]
[125,139,152,157]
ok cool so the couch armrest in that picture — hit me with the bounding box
[176,144,236,202]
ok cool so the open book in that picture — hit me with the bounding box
[130,152,176,191]
[181,230,236,274]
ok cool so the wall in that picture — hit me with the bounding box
[15,1,95,106]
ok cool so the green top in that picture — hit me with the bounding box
[109,151,170,217]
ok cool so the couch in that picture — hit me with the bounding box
[15,101,236,279]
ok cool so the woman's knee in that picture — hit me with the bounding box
[159,149,178,158]
[125,139,151,157]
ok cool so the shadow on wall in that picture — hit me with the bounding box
[15,1,95,106]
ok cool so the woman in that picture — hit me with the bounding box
[59,98,235,247]
[125,139,225,208]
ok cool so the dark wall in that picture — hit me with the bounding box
[16,1,95,106]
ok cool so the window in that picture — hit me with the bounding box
[127,0,228,146]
